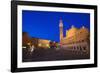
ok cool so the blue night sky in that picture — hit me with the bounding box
[22,10,90,42]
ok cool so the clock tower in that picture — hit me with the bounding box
[59,19,63,41]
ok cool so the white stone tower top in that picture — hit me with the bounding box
[71,25,74,28]
[82,26,85,29]
[59,19,63,27]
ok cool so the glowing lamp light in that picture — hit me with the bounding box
[27,43,30,45]
[38,43,42,46]
[46,44,49,47]
[22,46,26,48]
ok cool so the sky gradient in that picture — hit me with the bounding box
[22,10,90,42]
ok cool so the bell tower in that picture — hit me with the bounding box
[59,18,63,41]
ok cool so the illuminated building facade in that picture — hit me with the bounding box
[59,19,90,54]
[22,32,50,49]
[38,39,50,49]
